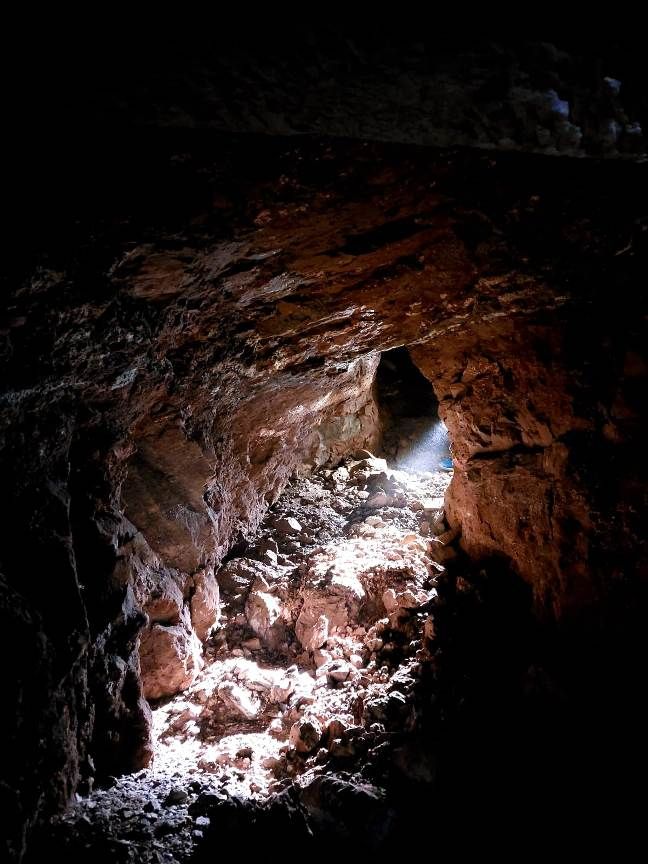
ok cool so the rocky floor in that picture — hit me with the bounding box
[29,454,459,861]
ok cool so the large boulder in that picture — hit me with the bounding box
[140,611,203,700]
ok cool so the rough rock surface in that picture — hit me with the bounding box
[26,464,455,861]
[2,132,648,859]
[189,569,220,643]
[22,458,648,858]
[411,315,648,618]
[140,615,203,701]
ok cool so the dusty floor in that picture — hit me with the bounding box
[30,455,458,862]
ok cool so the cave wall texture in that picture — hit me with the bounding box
[2,35,648,860]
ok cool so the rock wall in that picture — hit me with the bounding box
[2,135,647,858]
[411,313,648,620]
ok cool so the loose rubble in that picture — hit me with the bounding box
[32,454,459,861]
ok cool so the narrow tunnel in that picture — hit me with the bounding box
[131,344,459,811]
[375,347,452,473]
[3,33,648,863]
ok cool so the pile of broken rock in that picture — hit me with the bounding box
[153,453,459,797]
[37,454,461,861]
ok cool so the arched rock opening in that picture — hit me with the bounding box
[2,131,647,859]
[375,346,451,473]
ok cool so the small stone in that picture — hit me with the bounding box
[303,614,329,652]
[332,466,350,482]
[190,568,220,642]
[365,515,384,527]
[245,589,281,642]
[217,682,260,719]
[382,588,398,612]
[397,589,419,609]
[262,549,278,565]
[313,648,332,668]
[236,747,254,760]
[289,717,322,754]
[349,654,363,668]
[163,788,188,807]
[400,532,418,545]
[241,637,262,651]
[325,717,349,745]
[327,660,352,683]
[268,718,284,737]
[270,678,293,703]
[272,516,302,535]
[366,492,389,508]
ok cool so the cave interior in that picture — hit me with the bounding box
[2,32,648,862]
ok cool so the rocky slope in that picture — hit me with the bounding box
[27,461,455,861]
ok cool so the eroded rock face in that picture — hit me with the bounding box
[411,314,648,618]
[2,136,647,858]
[190,569,220,642]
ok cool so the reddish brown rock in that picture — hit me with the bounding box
[245,588,282,646]
[290,717,323,754]
[411,315,647,617]
[140,615,203,700]
[190,568,220,642]
[144,575,184,625]
[2,133,647,855]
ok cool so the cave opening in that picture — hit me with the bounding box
[5,34,648,862]
[137,346,459,815]
[375,346,453,474]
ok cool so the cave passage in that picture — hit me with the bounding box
[37,389,457,858]
[5,40,648,859]
[376,347,452,473]
[143,425,455,798]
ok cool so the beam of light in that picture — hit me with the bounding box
[395,420,452,474]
